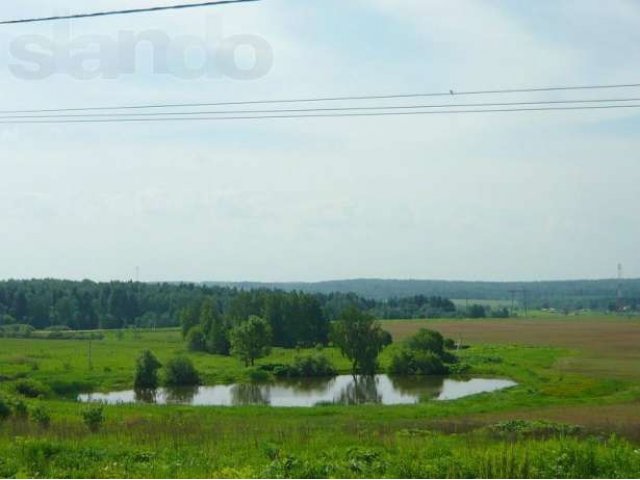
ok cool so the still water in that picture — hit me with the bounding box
[79,376,516,407]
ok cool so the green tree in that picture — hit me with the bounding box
[180,305,200,339]
[229,316,273,367]
[468,304,487,318]
[331,306,392,375]
[134,350,162,390]
[200,298,229,355]
[186,326,206,352]
[164,356,201,386]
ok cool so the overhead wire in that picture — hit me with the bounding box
[0,0,260,25]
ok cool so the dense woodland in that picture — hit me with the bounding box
[0,280,458,340]
[212,278,640,311]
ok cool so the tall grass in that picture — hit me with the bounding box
[0,416,638,478]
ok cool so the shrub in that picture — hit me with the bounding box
[186,326,206,352]
[0,396,10,421]
[275,354,337,378]
[81,405,105,433]
[134,350,162,390]
[247,368,272,383]
[388,348,448,375]
[164,356,200,387]
[405,329,445,355]
[31,405,51,429]
[13,379,50,398]
[0,324,34,338]
[49,380,96,398]
[13,400,28,420]
[444,338,457,350]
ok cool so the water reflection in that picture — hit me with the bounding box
[80,375,516,407]
[165,386,199,404]
[231,383,269,405]
[336,375,382,405]
[134,389,157,404]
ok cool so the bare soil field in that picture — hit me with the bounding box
[382,316,640,380]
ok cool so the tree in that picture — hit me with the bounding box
[229,316,273,367]
[331,306,392,375]
[164,356,200,386]
[200,298,229,355]
[468,304,487,318]
[180,305,200,339]
[134,350,162,390]
[186,326,206,352]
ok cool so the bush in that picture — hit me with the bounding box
[186,326,206,352]
[275,354,337,378]
[13,379,50,398]
[444,338,456,350]
[13,400,28,420]
[49,380,96,398]
[0,324,34,338]
[81,405,105,433]
[0,396,10,421]
[134,350,162,390]
[164,356,200,387]
[31,405,51,429]
[44,325,71,331]
[405,329,445,355]
[388,348,448,375]
[246,368,272,383]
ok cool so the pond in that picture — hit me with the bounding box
[78,375,516,407]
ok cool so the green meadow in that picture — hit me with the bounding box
[1,316,640,478]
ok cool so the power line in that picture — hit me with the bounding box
[3,96,640,120]
[1,103,639,125]
[2,82,640,115]
[0,0,259,26]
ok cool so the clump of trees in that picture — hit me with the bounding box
[389,328,457,375]
[182,298,230,355]
[134,350,162,389]
[133,351,201,389]
[331,306,393,375]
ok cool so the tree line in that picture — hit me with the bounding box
[0,280,458,334]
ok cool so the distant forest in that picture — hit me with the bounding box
[210,278,640,312]
[0,280,458,331]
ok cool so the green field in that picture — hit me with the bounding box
[1,316,640,478]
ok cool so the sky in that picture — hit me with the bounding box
[0,0,639,283]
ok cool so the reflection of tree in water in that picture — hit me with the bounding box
[336,375,382,405]
[231,384,270,406]
[279,377,334,395]
[388,375,443,401]
[165,386,198,405]
[134,389,158,404]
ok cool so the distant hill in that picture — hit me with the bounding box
[206,278,640,310]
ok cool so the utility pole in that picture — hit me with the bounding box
[617,263,623,312]
[508,289,517,316]
[88,336,93,371]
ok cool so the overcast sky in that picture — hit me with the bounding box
[0,0,639,282]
